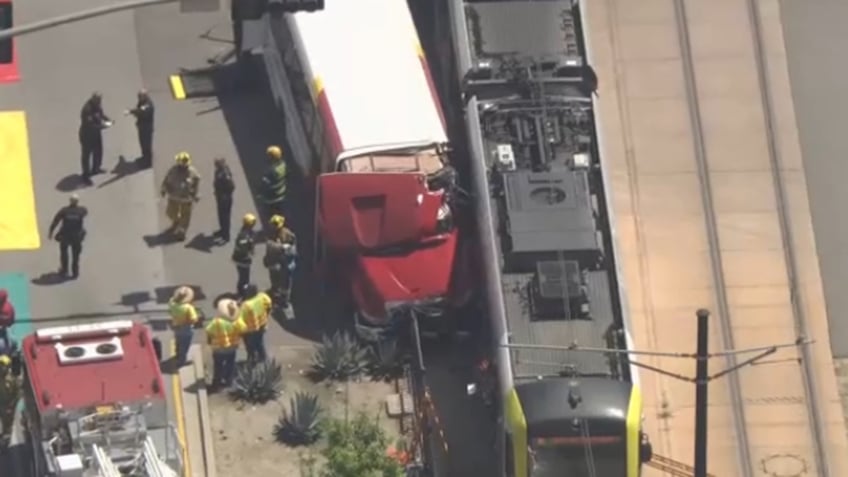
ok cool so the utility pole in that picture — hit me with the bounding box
[694,308,709,477]
[502,309,809,477]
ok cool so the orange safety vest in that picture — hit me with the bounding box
[240,293,271,331]
[205,317,244,349]
[169,301,198,327]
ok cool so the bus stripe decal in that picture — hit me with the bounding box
[313,76,343,158]
[416,43,447,131]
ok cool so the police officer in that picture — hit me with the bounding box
[125,89,155,168]
[213,157,235,242]
[263,215,297,311]
[260,145,287,218]
[79,92,112,185]
[232,213,257,295]
[48,194,88,279]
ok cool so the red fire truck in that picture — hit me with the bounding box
[20,321,183,476]
[262,0,472,342]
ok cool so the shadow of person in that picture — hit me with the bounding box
[98,155,144,189]
[143,231,181,248]
[31,272,69,286]
[184,233,219,253]
[56,174,88,192]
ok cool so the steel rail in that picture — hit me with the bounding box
[742,0,830,475]
[671,1,755,477]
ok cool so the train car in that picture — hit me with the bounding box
[446,0,652,476]
[260,0,472,341]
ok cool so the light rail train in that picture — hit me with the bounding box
[445,0,653,475]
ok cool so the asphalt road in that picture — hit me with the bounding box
[0,0,496,475]
[779,0,848,358]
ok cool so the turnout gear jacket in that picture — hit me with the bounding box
[49,205,88,243]
[231,228,256,265]
[261,162,287,204]
[161,165,201,202]
[263,228,296,270]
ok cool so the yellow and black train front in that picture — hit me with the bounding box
[505,377,648,477]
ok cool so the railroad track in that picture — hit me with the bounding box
[597,0,840,475]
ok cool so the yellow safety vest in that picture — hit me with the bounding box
[169,301,198,327]
[205,317,245,350]
[240,293,272,331]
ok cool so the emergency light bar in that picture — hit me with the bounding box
[35,320,134,343]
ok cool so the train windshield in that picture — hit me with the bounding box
[529,436,627,477]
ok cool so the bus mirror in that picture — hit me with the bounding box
[466,383,478,396]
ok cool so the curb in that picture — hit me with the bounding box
[177,344,218,477]
[192,346,218,477]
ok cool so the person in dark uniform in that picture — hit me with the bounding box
[48,194,88,279]
[125,89,154,168]
[232,213,257,296]
[213,157,235,242]
[79,92,112,185]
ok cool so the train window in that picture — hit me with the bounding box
[529,442,626,477]
[0,3,12,64]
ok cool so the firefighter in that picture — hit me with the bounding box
[232,213,257,295]
[263,215,297,310]
[239,283,271,364]
[48,193,88,279]
[205,298,246,389]
[78,92,112,185]
[259,145,287,218]
[168,286,199,367]
[124,89,155,168]
[0,355,19,438]
[213,157,235,242]
[160,152,201,241]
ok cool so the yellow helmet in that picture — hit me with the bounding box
[243,213,257,227]
[269,214,285,229]
[175,152,191,165]
[266,145,283,161]
[0,355,10,367]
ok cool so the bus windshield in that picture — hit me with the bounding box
[529,438,627,477]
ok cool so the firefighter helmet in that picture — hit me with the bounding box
[266,145,283,161]
[175,152,191,165]
[243,213,257,227]
[0,355,11,367]
[269,214,285,229]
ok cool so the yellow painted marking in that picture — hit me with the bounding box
[311,75,324,101]
[171,340,191,477]
[415,41,425,58]
[169,75,186,100]
[0,111,40,250]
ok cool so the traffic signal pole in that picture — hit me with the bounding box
[694,308,710,477]
[0,0,176,41]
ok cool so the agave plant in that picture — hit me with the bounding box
[309,331,369,381]
[366,338,406,382]
[229,359,283,404]
[274,392,324,446]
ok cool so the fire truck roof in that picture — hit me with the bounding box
[22,320,166,414]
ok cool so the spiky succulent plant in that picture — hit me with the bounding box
[309,331,369,381]
[274,392,324,446]
[366,338,406,382]
[229,359,283,404]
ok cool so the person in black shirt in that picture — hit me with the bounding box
[48,194,88,279]
[125,89,155,168]
[213,157,235,242]
[78,92,112,185]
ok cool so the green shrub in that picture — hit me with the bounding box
[229,359,283,404]
[309,331,369,381]
[274,392,324,446]
[320,413,404,477]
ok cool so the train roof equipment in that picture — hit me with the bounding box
[288,0,447,161]
[21,321,182,477]
[449,0,648,475]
